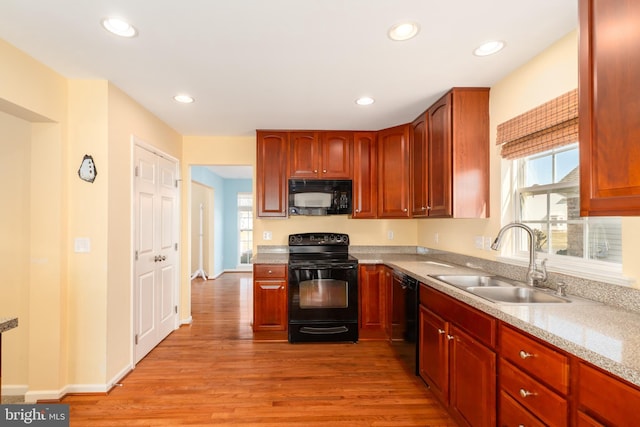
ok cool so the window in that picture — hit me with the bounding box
[238,193,253,265]
[496,89,626,284]
[514,143,622,265]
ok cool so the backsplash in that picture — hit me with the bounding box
[256,244,640,314]
[350,245,640,314]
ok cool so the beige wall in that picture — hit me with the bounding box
[3,23,640,402]
[0,38,182,400]
[180,135,256,319]
[417,31,575,256]
[106,84,181,384]
[0,111,31,388]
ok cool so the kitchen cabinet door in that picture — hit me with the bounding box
[377,124,411,218]
[579,0,640,215]
[428,88,489,218]
[256,131,288,217]
[411,112,429,217]
[449,325,496,427]
[289,131,352,179]
[576,361,640,426]
[427,94,453,217]
[358,264,387,340]
[253,265,288,332]
[289,131,320,179]
[321,131,352,178]
[352,132,377,218]
[419,305,449,404]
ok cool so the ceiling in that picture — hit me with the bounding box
[0,1,577,137]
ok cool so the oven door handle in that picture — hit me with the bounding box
[289,264,357,270]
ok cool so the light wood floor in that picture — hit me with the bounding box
[62,272,457,426]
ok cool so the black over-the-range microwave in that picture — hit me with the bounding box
[288,179,352,216]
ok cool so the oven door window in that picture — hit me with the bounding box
[299,279,348,309]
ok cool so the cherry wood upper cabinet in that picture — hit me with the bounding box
[411,113,429,217]
[428,88,490,218]
[352,132,378,218]
[579,0,640,216]
[256,131,288,217]
[289,131,352,179]
[377,124,411,218]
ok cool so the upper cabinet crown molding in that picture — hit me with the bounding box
[579,0,640,216]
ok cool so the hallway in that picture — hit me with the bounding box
[62,272,457,426]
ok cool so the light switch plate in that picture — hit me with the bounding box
[74,237,91,253]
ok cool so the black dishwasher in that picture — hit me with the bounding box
[391,270,419,375]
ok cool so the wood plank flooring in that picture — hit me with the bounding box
[62,272,457,426]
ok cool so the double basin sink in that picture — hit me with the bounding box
[429,274,575,305]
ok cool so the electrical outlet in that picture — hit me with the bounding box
[474,236,484,249]
[74,237,91,253]
[484,236,493,251]
[262,231,272,241]
[387,230,394,240]
[434,233,439,244]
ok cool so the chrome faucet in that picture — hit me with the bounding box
[491,222,548,287]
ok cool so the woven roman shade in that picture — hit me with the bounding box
[496,89,578,159]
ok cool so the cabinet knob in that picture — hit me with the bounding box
[446,334,454,340]
[427,205,432,210]
[322,169,327,173]
[267,270,273,274]
[355,209,360,213]
[519,350,534,359]
[313,169,318,173]
[403,208,408,212]
[437,329,445,334]
[519,388,536,398]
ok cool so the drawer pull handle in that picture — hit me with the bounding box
[260,285,282,290]
[519,350,534,359]
[519,388,536,398]
[437,329,446,335]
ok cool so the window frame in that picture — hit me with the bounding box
[498,147,630,287]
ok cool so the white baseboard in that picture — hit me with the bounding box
[1,384,28,397]
[19,364,134,403]
[181,315,193,325]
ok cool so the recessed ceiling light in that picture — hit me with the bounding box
[473,40,505,57]
[174,94,195,104]
[388,22,420,41]
[101,17,137,38]
[356,97,375,106]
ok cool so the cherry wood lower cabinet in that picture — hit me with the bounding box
[498,324,570,427]
[575,361,640,426]
[358,264,388,340]
[419,285,497,427]
[252,264,287,336]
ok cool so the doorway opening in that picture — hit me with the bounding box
[189,165,253,279]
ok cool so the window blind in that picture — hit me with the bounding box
[496,89,578,159]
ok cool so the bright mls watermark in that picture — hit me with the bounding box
[0,405,69,426]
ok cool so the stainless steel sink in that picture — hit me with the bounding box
[430,275,518,288]
[466,286,570,304]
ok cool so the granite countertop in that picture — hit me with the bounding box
[0,317,18,333]
[253,248,640,387]
[382,257,640,388]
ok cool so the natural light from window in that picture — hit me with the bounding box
[513,143,622,267]
[238,193,253,266]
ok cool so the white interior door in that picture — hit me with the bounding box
[134,144,179,364]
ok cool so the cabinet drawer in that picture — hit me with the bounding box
[499,389,545,427]
[500,359,568,427]
[254,264,287,279]
[420,284,496,348]
[500,324,569,394]
[577,361,640,426]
